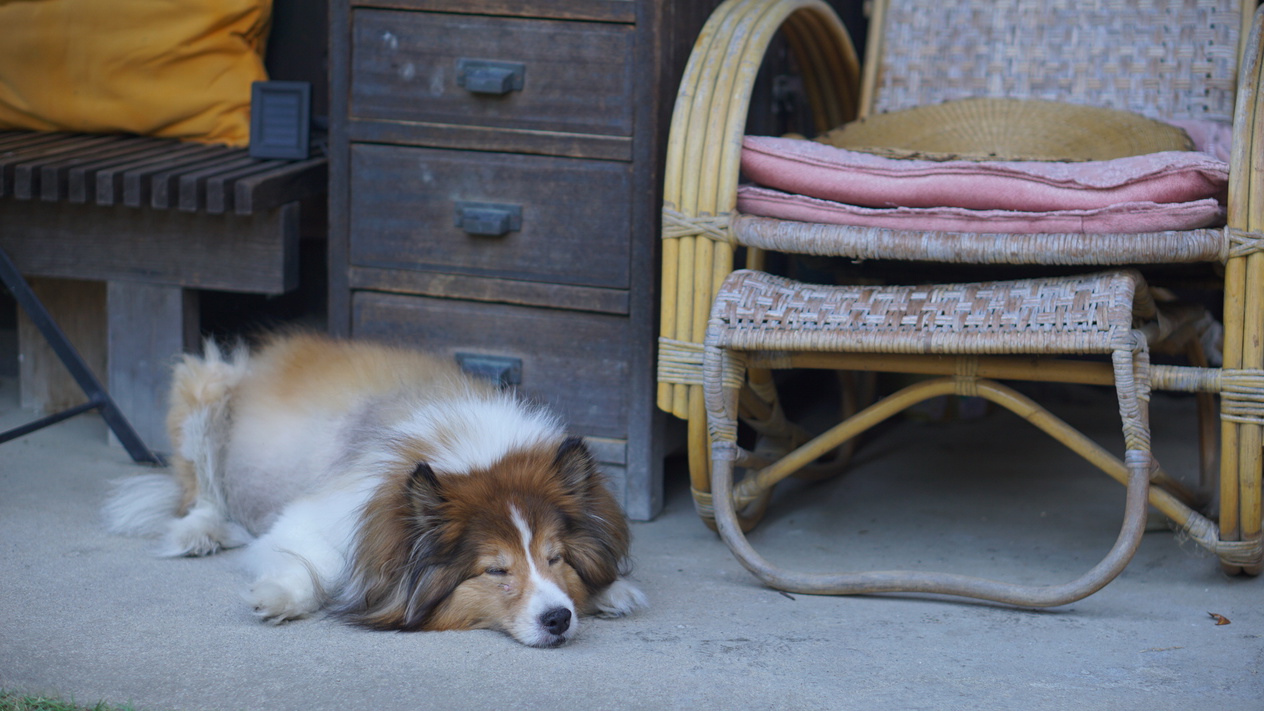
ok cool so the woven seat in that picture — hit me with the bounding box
[657,0,1264,606]
[708,270,1142,355]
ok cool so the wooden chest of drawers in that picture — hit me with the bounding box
[329,0,719,519]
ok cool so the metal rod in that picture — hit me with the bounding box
[0,400,100,444]
[0,247,163,464]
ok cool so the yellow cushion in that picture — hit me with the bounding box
[0,0,271,147]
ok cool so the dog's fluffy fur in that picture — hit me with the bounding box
[103,332,646,647]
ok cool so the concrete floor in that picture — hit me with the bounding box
[1,372,1261,710]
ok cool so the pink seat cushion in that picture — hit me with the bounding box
[740,136,1229,212]
[736,186,1225,234]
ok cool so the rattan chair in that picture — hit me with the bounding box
[657,0,1264,605]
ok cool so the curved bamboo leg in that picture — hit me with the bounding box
[709,354,1153,606]
[693,344,776,532]
[713,449,1150,606]
[700,343,776,532]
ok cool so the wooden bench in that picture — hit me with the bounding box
[0,130,326,453]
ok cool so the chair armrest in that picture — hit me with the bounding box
[658,0,861,417]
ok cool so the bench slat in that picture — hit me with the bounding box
[232,156,327,216]
[96,143,227,206]
[39,137,173,202]
[39,137,169,202]
[125,148,237,208]
[67,140,185,203]
[172,154,264,211]
[201,159,288,214]
[13,135,126,199]
[2,134,118,197]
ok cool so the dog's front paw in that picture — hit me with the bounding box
[590,578,648,619]
[246,577,320,624]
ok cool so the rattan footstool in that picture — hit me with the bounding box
[702,268,1160,605]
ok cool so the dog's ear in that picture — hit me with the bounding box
[406,462,445,518]
[333,461,468,632]
[400,462,480,630]
[553,436,599,493]
[554,437,631,591]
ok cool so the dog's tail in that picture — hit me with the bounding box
[101,472,186,538]
[103,339,253,555]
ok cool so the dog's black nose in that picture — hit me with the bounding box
[540,607,572,635]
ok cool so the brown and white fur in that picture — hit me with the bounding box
[103,332,646,647]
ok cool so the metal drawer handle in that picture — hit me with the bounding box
[456,59,525,95]
[454,201,522,237]
[455,353,522,388]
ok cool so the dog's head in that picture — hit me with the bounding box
[336,436,630,647]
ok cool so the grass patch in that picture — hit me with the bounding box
[0,690,139,711]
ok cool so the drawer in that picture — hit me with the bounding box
[352,291,631,439]
[349,144,631,289]
[351,10,634,137]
